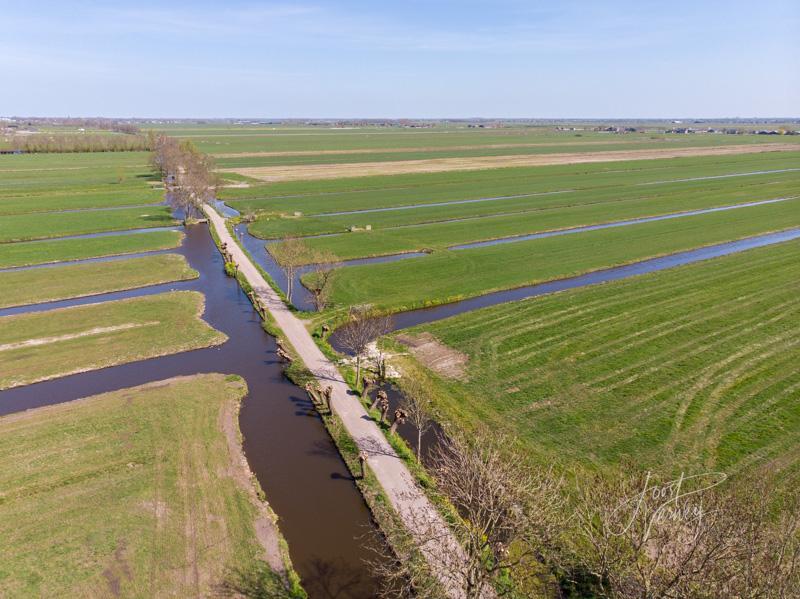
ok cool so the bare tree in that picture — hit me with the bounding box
[574,471,800,598]
[335,305,393,388]
[370,430,566,598]
[270,237,309,304]
[306,256,341,312]
[398,376,434,462]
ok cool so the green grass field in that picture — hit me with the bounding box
[0,230,182,268]
[284,182,800,262]
[0,374,289,596]
[0,291,225,389]
[397,239,800,487]
[0,254,196,308]
[322,198,800,310]
[250,164,800,241]
[0,188,164,216]
[225,151,800,217]
[0,205,175,243]
[155,123,799,164]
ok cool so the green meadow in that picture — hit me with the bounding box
[279,182,800,261]
[0,291,225,389]
[399,239,800,486]
[229,151,800,219]
[0,152,156,196]
[0,230,182,269]
[0,188,164,215]
[0,374,289,596]
[0,254,196,308]
[157,122,799,161]
[0,205,175,242]
[323,198,800,310]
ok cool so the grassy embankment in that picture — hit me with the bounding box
[394,239,800,488]
[0,291,225,389]
[321,198,800,311]
[0,374,298,597]
[0,254,197,308]
[0,230,183,268]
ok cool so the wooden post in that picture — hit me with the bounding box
[358,451,368,479]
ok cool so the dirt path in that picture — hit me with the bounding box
[229,142,799,182]
[204,206,480,599]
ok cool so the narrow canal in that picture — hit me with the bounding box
[0,223,381,598]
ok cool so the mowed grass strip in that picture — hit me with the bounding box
[0,230,183,269]
[403,239,800,485]
[0,291,225,389]
[324,198,800,310]
[0,205,175,243]
[0,254,197,308]
[0,374,288,596]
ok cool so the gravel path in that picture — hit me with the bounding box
[204,205,479,599]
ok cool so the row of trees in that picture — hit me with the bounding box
[12,133,151,153]
[372,427,800,598]
[150,134,219,221]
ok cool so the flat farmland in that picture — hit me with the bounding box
[160,123,799,168]
[0,374,287,596]
[0,291,225,389]
[264,170,800,261]
[0,205,175,243]
[229,151,800,218]
[0,152,160,207]
[226,142,800,182]
[322,197,800,310]
[0,254,197,308]
[397,239,800,485]
[0,229,182,269]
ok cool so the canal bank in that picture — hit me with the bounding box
[0,222,383,598]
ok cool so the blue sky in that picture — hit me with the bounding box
[2,0,798,118]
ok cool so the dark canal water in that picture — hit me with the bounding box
[0,224,381,598]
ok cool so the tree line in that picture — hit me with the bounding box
[12,133,152,153]
[150,133,219,221]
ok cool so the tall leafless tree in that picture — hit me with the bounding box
[335,305,393,388]
[305,253,341,311]
[370,430,566,598]
[270,237,310,304]
[398,376,434,463]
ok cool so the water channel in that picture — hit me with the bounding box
[0,223,381,598]
[5,196,799,597]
